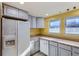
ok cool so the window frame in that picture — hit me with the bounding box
[49,19,61,33]
[65,16,79,35]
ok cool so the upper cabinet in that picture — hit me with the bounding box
[31,16,37,28]
[3,5,18,18]
[28,15,32,28]
[3,4,28,20]
[36,17,45,28]
[29,15,37,28]
[29,17,45,28]
[3,4,45,26]
[18,10,28,19]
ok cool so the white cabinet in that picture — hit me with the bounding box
[31,16,36,28]
[29,17,44,28]
[72,52,79,56]
[58,43,71,56]
[3,5,18,18]
[3,4,28,20]
[28,15,32,28]
[30,40,35,55]
[49,45,58,56]
[72,47,79,56]
[36,17,44,28]
[40,39,48,55]
[58,43,71,51]
[37,37,79,56]
[30,37,40,55]
[34,39,40,52]
[59,48,71,56]
[49,41,58,56]
[18,10,28,20]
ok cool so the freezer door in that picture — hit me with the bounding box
[2,18,17,56]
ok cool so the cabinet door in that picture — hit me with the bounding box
[4,5,18,17]
[30,41,36,55]
[59,43,71,51]
[49,45,57,56]
[28,15,32,28]
[34,40,40,52]
[36,17,44,28]
[72,52,79,56]
[18,10,28,20]
[59,48,71,56]
[31,16,36,28]
[72,47,79,56]
[40,39,48,55]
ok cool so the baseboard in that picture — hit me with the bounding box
[30,50,47,56]
[39,51,47,56]
[30,50,40,56]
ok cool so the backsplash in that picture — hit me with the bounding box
[30,28,41,36]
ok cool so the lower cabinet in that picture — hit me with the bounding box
[40,39,49,55]
[49,45,58,56]
[30,37,40,55]
[34,39,40,52]
[30,37,79,56]
[49,42,79,56]
[58,48,71,56]
[72,47,79,56]
[72,52,79,56]
[49,41,58,56]
[30,40,35,55]
[58,43,72,56]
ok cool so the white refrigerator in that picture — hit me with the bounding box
[2,18,30,56]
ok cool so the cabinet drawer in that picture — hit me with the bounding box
[72,47,79,53]
[40,39,48,44]
[58,43,71,51]
[31,37,39,41]
[49,41,58,46]
[4,5,18,17]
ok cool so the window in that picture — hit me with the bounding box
[49,20,60,33]
[65,16,79,34]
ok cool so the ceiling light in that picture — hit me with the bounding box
[67,9,69,11]
[20,2,24,4]
[73,6,76,9]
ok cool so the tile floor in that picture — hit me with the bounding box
[32,52,46,56]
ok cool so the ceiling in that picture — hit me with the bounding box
[4,2,79,17]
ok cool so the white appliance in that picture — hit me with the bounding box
[2,18,30,56]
